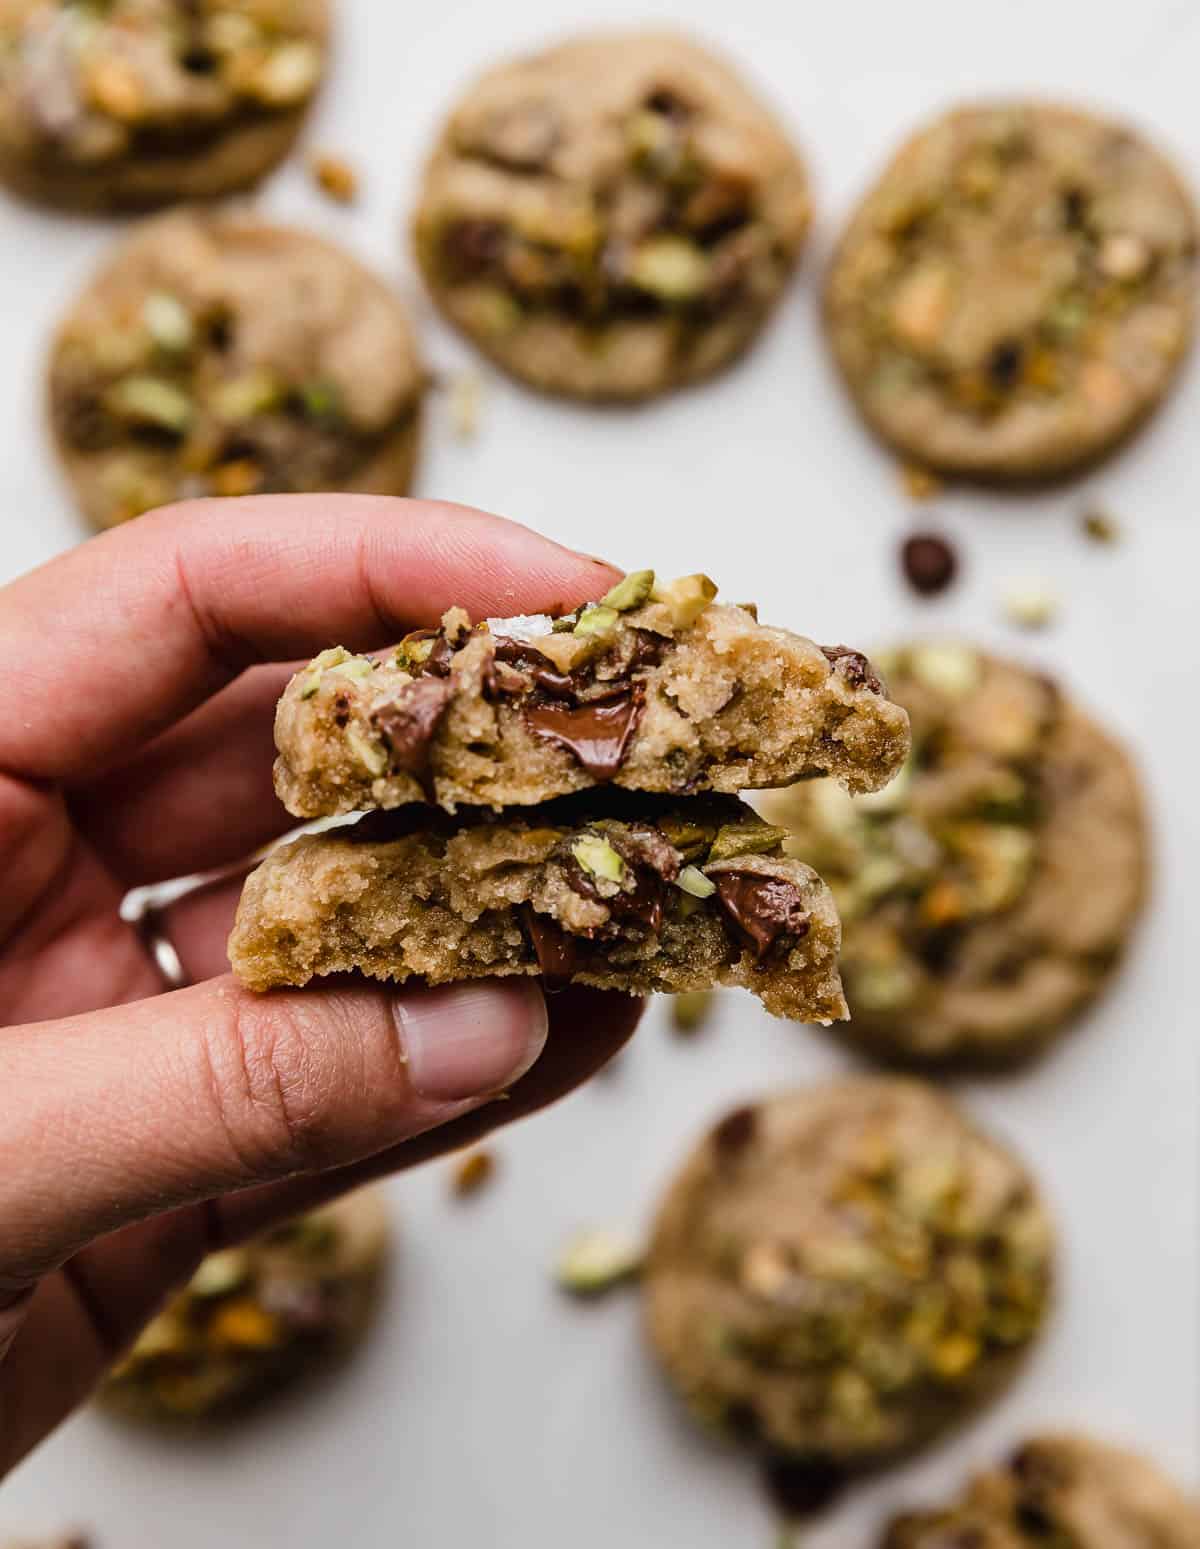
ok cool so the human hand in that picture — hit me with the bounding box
[0,494,641,1473]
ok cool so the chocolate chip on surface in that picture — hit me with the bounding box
[901,533,958,596]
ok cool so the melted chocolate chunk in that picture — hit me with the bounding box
[713,871,810,962]
[712,1103,758,1156]
[612,825,681,883]
[373,677,455,791]
[566,850,667,935]
[492,636,576,697]
[521,906,581,992]
[821,644,883,694]
[762,1455,846,1520]
[524,683,645,781]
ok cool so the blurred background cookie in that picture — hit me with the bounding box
[47,211,425,528]
[413,30,810,401]
[825,102,1197,480]
[759,642,1149,1064]
[644,1079,1054,1473]
[0,0,329,210]
[882,1433,1200,1548]
[98,1189,389,1423]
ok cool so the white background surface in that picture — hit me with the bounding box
[2,0,1198,1542]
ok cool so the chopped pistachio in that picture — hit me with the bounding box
[671,989,714,1033]
[189,1248,252,1299]
[212,369,282,422]
[300,379,341,421]
[249,39,322,105]
[142,290,194,353]
[452,1149,496,1197]
[572,834,626,883]
[103,375,192,435]
[327,656,374,681]
[573,603,621,639]
[206,10,259,52]
[1001,580,1058,630]
[398,633,435,668]
[628,237,709,301]
[905,642,981,699]
[1080,506,1121,544]
[676,864,717,898]
[556,1227,642,1296]
[297,665,324,699]
[708,820,788,862]
[310,150,359,204]
[600,569,655,612]
[651,573,717,630]
[346,726,387,777]
[656,816,718,861]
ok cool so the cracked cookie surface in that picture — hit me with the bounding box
[229,793,847,1022]
[0,0,329,210]
[644,1078,1054,1467]
[759,643,1148,1064]
[882,1434,1200,1549]
[99,1189,388,1423]
[413,30,810,400]
[826,102,1197,479]
[48,211,424,529]
[273,573,910,818]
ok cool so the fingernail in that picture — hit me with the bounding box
[393,980,548,1102]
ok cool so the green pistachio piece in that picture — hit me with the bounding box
[676,864,716,898]
[189,1248,252,1299]
[600,569,655,612]
[656,816,717,862]
[628,237,709,301]
[573,603,620,639]
[555,1227,642,1296]
[297,665,323,699]
[551,612,579,633]
[651,573,718,630]
[707,820,788,862]
[346,726,387,777]
[572,835,626,883]
[212,369,282,423]
[327,656,374,682]
[906,642,981,700]
[142,290,194,353]
[103,375,192,434]
[300,379,341,420]
[671,989,714,1033]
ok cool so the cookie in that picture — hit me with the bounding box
[272,573,910,818]
[825,102,1198,479]
[99,1188,389,1423]
[883,1434,1200,1549]
[0,0,328,210]
[47,211,424,530]
[644,1078,1054,1469]
[229,793,847,1022]
[758,643,1148,1064]
[413,31,810,400]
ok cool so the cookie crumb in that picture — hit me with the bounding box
[448,369,485,439]
[310,152,359,204]
[671,989,714,1034]
[901,533,958,596]
[452,1149,496,1197]
[556,1227,642,1296]
[1002,581,1058,630]
[1080,506,1121,544]
[899,463,942,501]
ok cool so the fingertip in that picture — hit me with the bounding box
[392,978,548,1103]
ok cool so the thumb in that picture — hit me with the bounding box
[0,975,546,1291]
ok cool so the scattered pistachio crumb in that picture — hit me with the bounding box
[447,369,485,440]
[1080,506,1121,544]
[1002,580,1059,630]
[600,569,655,612]
[671,990,714,1034]
[556,1227,642,1296]
[676,864,716,898]
[899,462,942,501]
[452,1149,496,1197]
[310,151,360,204]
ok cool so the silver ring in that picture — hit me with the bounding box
[131,904,191,991]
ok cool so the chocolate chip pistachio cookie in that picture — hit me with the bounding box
[229,793,847,1022]
[0,0,329,210]
[759,643,1148,1064]
[644,1079,1054,1469]
[413,31,810,400]
[273,573,910,818]
[883,1434,1200,1549]
[826,102,1198,479]
[48,211,424,529]
[99,1189,389,1423]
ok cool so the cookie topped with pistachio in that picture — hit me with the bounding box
[229,791,848,1023]
[882,1434,1200,1549]
[825,102,1198,479]
[99,1189,389,1423]
[413,31,811,400]
[48,212,424,530]
[273,571,910,818]
[759,643,1148,1064]
[644,1078,1053,1469]
[0,0,329,210]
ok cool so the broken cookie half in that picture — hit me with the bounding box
[229,794,847,1023]
[272,572,911,817]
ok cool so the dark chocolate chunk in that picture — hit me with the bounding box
[521,906,580,992]
[901,533,958,596]
[611,824,680,883]
[565,844,667,935]
[524,683,645,780]
[712,1103,757,1156]
[987,341,1024,390]
[443,218,506,275]
[492,635,576,697]
[821,644,883,693]
[713,871,810,962]
[373,677,455,789]
[761,1455,846,1520]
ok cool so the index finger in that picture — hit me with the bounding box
[0,495,618,781]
